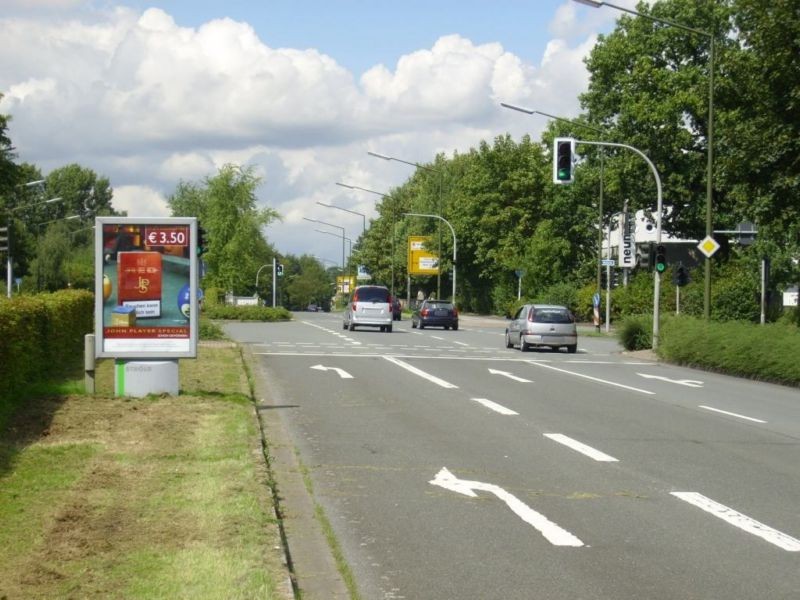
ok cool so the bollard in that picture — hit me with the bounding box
[84,333,95,395]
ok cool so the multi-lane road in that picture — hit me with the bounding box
[224,312,800,599]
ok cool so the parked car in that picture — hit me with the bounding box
[306,303,319,312]
[505,304,577,353]
[343,285,393,332]
[392,298,402,321]
[411,300,459,330]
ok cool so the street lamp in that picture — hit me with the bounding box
[404,212,457,303]
[369,151,445,298]
[572,0,715,319]
[303,217,346,273]
[318,198,366,238]
[501,102,607,308]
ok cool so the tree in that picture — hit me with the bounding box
[45,163,116,221]
[167,164,281,295]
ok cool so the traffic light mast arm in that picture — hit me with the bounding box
[575,139,664,351]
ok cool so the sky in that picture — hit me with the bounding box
[0,0,640,265]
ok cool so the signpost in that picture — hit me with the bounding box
[94,217,199,397]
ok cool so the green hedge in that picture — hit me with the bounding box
[202,304,292,321]
[658,315,800,386]
[0,290,94,426]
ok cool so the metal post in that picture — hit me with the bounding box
[517,274,522,300]
[676,286,681,315]
[760,257,767,325]
[272,257,276,307]
[84,333,95,394]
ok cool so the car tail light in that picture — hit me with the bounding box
[421,308,429,317]
[387,295,392,304]
[352,302,357,311]
[452,308,458,317]
[527,309,535,322]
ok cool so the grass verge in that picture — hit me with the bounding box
[0,344,292,599]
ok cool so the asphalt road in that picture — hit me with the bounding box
[224,312,800,600]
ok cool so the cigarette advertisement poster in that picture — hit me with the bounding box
[95,217,198,358]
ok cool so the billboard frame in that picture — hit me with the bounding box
[94,216,198,359]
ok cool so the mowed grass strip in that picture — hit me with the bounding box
[0,345,292,599]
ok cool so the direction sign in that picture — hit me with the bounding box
[697,236,720,258]
[601,259,615,266]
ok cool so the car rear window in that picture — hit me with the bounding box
[427,302,454,310]
[531,308,573,324]
[355,287,390,302]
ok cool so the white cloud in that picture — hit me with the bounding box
[1,5,602,259]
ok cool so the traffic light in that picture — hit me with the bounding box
[197,225,208,256]
[654,244,667,273]
[277,263,284,276]
[636,243,653,269]
[600,270,608,289]
[553,137,575,184]
[0,226,8,252]
[672,263,690,287]
[610,269,620,289]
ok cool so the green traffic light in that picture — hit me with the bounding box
[656,262,666,273]
[557,168,570,180]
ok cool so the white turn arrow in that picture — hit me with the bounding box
[429,467,584,547]
[488,368,532,383]
[637,373,703,388]
[310,365,353,379]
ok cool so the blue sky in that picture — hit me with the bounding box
[1,0,632,260]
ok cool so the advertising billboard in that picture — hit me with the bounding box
[407,235,439,275]
[95,217,198,358]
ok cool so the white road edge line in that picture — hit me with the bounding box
[671,492,800,552]
[699,405,766,423]
[528,361,655,395]
[544,433,618,462]
[472,398,518,416]
[454,341,470,347]
[383,356,458,389]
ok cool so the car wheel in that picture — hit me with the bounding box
[348,322,355,331]
[419,322,425,330]
[387,324,392,333]
[519,334,529,352]
[452,323,458,331]
[444,325,449,330]
[567,344,577,354]
[505,331,513,348]
[411,320,417,328]
[342,321,347,330]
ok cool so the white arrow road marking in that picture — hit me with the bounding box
[544,434,618,462]
[699,405,766,423]
[528,362,655,395]
[309,365,353,379]
[671,492,800,552]
[472,398,518,416]
[383,356,458,389]
[637,373,704,388]
[488,368,532,383]
[429,468,584,547]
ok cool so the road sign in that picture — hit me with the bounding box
[601,259,615,266]
[697,236,720,258]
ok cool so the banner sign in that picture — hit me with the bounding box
[618,212,635,268]
[95,217,198,358]
[408,235,439,275]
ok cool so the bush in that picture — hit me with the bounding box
[658,315,800,385]
[202,304,292,321]
[199,317,227,340]
[617,314,652,351]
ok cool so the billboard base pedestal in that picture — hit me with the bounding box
[115,359,179,397]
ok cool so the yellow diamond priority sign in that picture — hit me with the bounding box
[697,235,720,258]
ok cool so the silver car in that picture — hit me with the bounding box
[505,304,577,353]
[343,285,393,332]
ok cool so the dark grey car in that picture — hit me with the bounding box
[505,304,577,353]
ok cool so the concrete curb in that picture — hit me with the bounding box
[243,344,351,600]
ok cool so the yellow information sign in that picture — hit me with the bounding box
[336,275,356,295]
[407,236,439,275]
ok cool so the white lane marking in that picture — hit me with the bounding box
[431,335,446,341]
[544,434,618,462]
[454,341,470,347]
[566,360,651,365]
[638,373,704,388]
[472,398,518,415]
[309,365,353,379]
[301,320,361,345]
[671,492,800,552]
[383,356,458,389]
[488,368,532,383]
[528,361,655,395]
[699,405,766,424]
[430,468,584,547]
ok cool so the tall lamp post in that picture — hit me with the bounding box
[573,0,715,319]
[501,102,607,306]
[321,191,367,237]
[404,212,457,303]
[303,217,346,274]
[368,151,445,298]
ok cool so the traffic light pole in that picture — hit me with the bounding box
[272,257,277,307]
[576,140,663,350]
